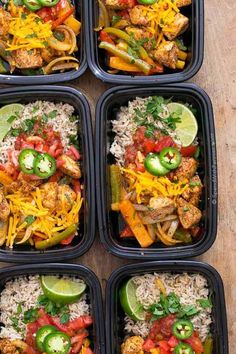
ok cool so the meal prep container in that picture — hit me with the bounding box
[96,83,218,260]
[86,0,204,85]
[0,263,105,354]
[0,0,87,85]
[0,85,95,262]
[106,260,228,354]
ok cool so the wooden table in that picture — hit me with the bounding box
[1,0,235,352]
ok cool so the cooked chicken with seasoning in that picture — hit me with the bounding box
[0,339,20,354]
[177,197,202,229]
[182,175,203,206]
[153,41,179,69]
[58,184,76,211]
[121,336,144,354]
[0,9,11,39]
[6,173,42,195]
[147,197,176,220]
[40,182,58,210]
[13,49,43,69]
[174,157,198,181]
[59,154,81,179]
[176,0,192,7]
[0,189,10,222]
[105,0,135,10]
[129,5,149,26]
[162,13,189,41]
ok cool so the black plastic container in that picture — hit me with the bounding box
[96,84,217,260]
[86,0,204,85]
[106,260,228,354]
[0,263,105,354]
[0,1,86,85]
[0,86,95,262]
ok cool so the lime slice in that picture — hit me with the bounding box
[167,102,198,147]
[41,276,86,304]
[119,279,146,321]
[0,104,24,142]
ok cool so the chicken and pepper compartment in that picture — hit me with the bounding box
[0,0,81,76]
[119,272,213,354]
[96,0,192,76]
[109,95,204,248]
[0,100,84,250]
[0,274,94,354]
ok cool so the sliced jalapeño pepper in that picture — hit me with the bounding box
[18,148,39,175]
[44,332,71,354]
[174,343,193,354]
[38,0,60,7]
[33,153,56,178]
[36,325,57,352]
[144,153,169,176]
[138,0,157,4]
[23,0,42,11]
[172,319,194,340]
[159,147,182,170]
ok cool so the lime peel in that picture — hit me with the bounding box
[119,279,146,321]
[0,104,24,142]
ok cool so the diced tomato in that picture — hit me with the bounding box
[25,322,39,348]
[180,145,197,157]
[117,9,130,20]
[50,316,74,336]
[49,171,63,182]
[56,157,65,168]
[135,161,145,172]
[153,136,176,153]
[71,179,81,194]
[69,146,80,160]
[120,225,134,238]
[185,333,204,352]
[37,308,51,326]
[158,340,170,351]
[142,338,156,351]
[190,226,201,238]
[99,30,114,44]
[68,316,93,331]
[71,330,88,353]
[159,315,176,337]
[149,320,162,340]
[124,145,137,164]
[167,336,179,348]
[160,349,171,354]
[143,138,156,154]
[119,0,137,7]
[60,234,75,245]
[25,346,38,354]
[133,126,146,145]
[7,150,20,167]
[36,7,54,21]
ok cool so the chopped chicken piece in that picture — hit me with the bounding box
[129,5,149,26]
[153,41,179,69]
[176,0,192,7]
[177,197,202,229]
[121,336,144,354]
[6,173,42,195]
[163,13,189,40]
[40,47,56,63]
[126,27,155,50]
[40,182,58,210]
[0,339,20,354]
[174,157,198,181]
[0,221,7,246]
[0,8,11,38]
[141,197,176,222]
[58,184,76,211]
[0,188,10,222]
[58,155,81,179]
[182,175,203,206]
[13,49,43,69]
[105,0,136,10]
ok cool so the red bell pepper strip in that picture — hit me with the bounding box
[99,30,115,44]
[52,7,75,29]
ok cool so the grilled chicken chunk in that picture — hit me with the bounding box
[105,0,136,10]
[40,182,58,210]
[182,175,203,206]
[163,13,189,40]
[121,336,144,354]
[0,188,10,222]
[13,49,43,69]
[174,157,198,181]
[0,8,11,38]
[177,198,202,229]
[6,173,42,195]
[58,184,76,211]
[0,339,20,354]
[58,155,81,179]
[176,0,192,7]
[148,197,176,218]
[125,27,155,50]
[129,5,149,26]
[153,41,179,69]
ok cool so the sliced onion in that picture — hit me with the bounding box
[162,220,172,233]
[48,36,71,51]
[16,226,32,245]
[56,25,77,55]
[133,204,149,211]
[167,220,179,238]
[44,56,79,74]
[147,224,156,241]
[51,62,79,72]
[141,214,177,225]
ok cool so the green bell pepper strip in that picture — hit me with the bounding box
[99,41,151,74]
[44,332,71,354]
[23,0,42,11]
[174,343,193,354]
[33,152,56,178]
[35,224,77,250]
[110,165,122,207]
[172,319,194,340]
[159,147,182,170]
[103,27,149,60]
[18,149,39,175]
[138,0,157,4]
[144,153,169,176]
[194,146,200,160]
[203,336,213,354]
[174,229,192,244]
[38,0,59,6]
[36,325,57,352]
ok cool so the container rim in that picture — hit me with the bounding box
[105,260,229,354]
[96,83,218,260]
[0,263,106,354]
[0,85,95,262]
[86,0,204,84]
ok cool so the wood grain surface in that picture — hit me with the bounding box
[1,0,235,353]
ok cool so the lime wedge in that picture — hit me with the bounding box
[119,279,146,321]
[167,102,198,147]
[41,276,86,304]
[0,104,24,142]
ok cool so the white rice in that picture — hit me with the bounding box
[124,272,212,342]
[0,101,78,164]
[0,275,90,340]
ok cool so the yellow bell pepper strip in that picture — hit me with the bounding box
[0,171,13,185]
[99,42,151,74]
[64,16,81,35]
[178,49,188,61]
[109,57,142,72]
[35,224,77,250]
[119,199,154,248]
[110,165,122,211]
[155,278,167,296]
[176,60,185,70]
[203,336,213,354]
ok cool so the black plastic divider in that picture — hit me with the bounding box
[96,84,217,260]
[106,260,228,354]
[0,86,95,262]
[86,0,204,85]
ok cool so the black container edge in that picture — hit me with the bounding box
[0,86,95,263]
[95,83,218,260]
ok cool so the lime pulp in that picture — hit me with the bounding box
[119,279,146,321]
